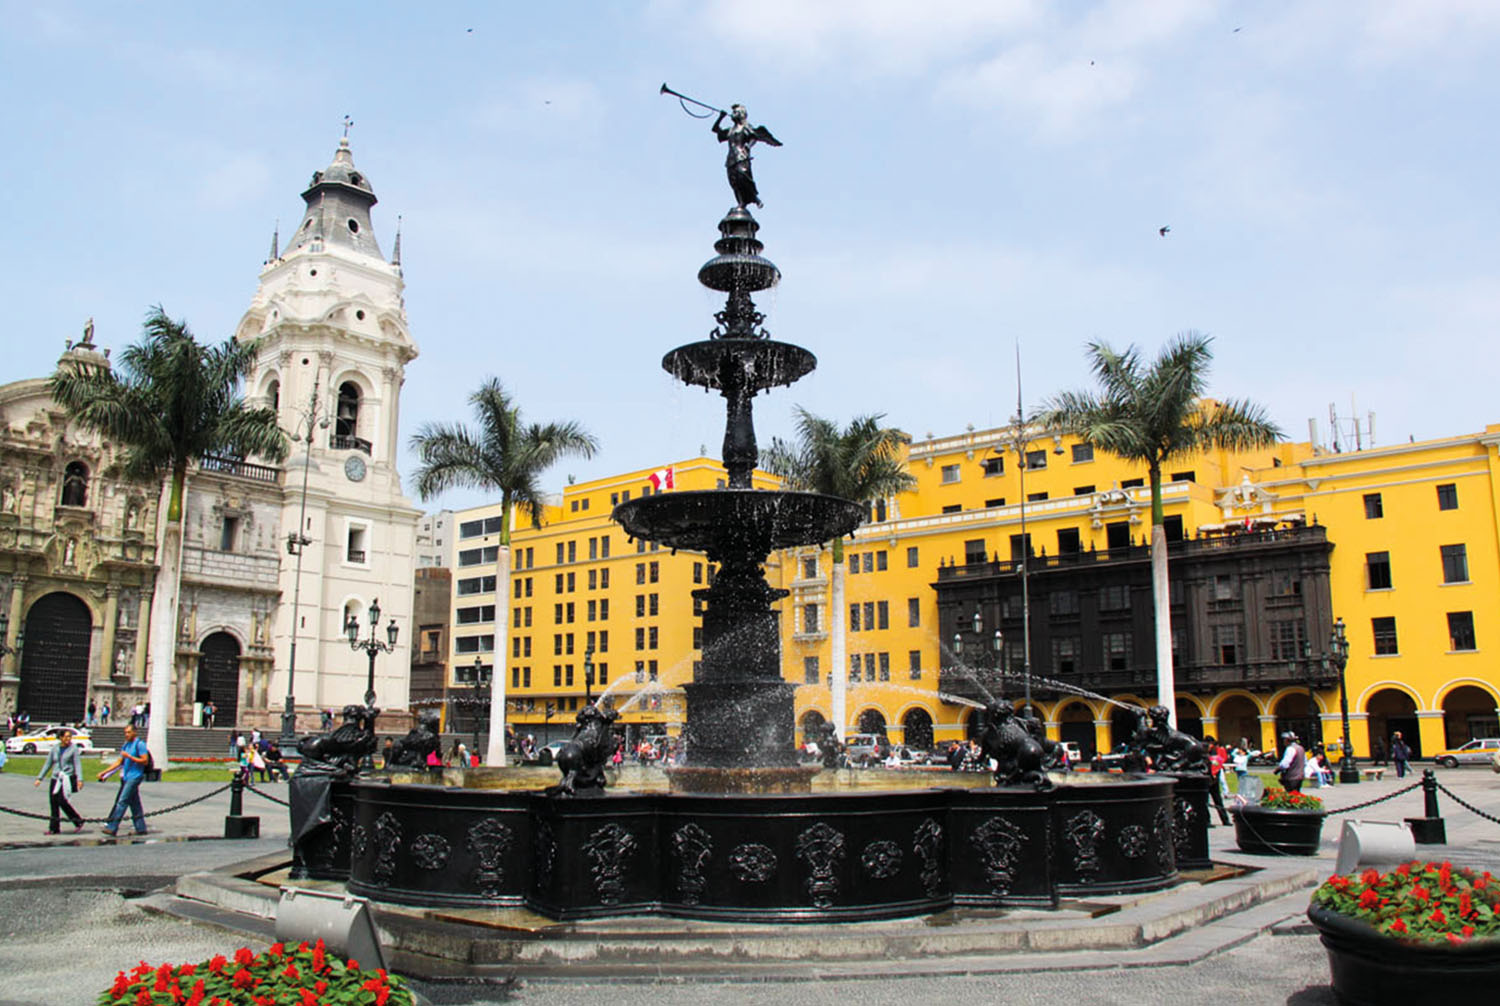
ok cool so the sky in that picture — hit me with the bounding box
[3,1,1498,512]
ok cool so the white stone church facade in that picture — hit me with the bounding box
[0,136,421,732]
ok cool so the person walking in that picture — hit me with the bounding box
[98,723,149,837]
[86,699,96,727]
[100,700,110,725]
[1391,731,1412,779]
[1276,731,1307,793]
[35,728,85,834]
[202,700,215,728]
[1205,736,1232,825]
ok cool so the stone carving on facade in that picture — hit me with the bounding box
[350,822,370,863]
[1173,795,1200,860]
[728,842,777,883]
[582,823,637,905]
[795,822,847,909]
[670,823,713,905]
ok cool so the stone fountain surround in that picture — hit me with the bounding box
[291,206,1212,924]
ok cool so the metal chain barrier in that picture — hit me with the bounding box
[244,782,291,807]
[0,781,234,825]
[1434,780,1500,828]
[1324,780,1423,816]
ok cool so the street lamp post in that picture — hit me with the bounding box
[583,644,596,704]
[459,654,491,759]
[345,597,398,708]
[281,380,330,744]
[1330,617,1357,784]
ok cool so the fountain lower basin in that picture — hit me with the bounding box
[307,773,1208,923]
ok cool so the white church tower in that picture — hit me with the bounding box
[234,133,421,729]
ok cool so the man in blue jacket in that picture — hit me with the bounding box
[98,723,149,836]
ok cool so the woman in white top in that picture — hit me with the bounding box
[35,729,85,834]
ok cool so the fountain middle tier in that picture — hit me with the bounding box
[614,488,863,555]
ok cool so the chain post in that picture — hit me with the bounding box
[1404,769,1447,844]
[224,772,260,839]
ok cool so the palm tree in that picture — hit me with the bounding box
[409,378,598,766]
[763,408,917,740]
[50,307,288,766]
[1039,332,1282,720]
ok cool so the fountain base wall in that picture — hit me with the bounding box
[332,775,1197,922]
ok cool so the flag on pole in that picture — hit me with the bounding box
[649,466,675,492]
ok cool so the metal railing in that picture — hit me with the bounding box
[199,454,281,483]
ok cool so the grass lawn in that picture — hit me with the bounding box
[0,754,241,782]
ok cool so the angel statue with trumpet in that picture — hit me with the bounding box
[662,84,782,209]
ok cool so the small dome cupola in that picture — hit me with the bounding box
[285,133,384,260]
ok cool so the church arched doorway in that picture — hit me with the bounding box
[1058,701,1096,758]
[197,632,242,727]
[1441,684,1499,749]
[901,707,934,751]
[1367,688,1420,759]
[799,709,826,745]
[18,592,92,723]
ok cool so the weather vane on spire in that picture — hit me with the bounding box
[661,84,782,210]
[342,115,354,140]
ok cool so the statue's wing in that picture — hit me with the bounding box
[752,125,783,147]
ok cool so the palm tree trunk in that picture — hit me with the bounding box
[829,537,847,741]
[1151,524,1175,724]
[1147,463,1175,723]
[487,543,511,767]
[145,472,187,768]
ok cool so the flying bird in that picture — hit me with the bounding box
[1159,226,1171,236]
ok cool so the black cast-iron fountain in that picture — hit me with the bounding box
[293,94,1211,923]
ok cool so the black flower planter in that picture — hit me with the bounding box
[1308,904,1500,1005]
[1229,806,1324,855]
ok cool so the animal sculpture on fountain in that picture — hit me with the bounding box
[1139,704,1208,773]
[1022,713,1067,771]
[978,702,1053,790]
[386,708,442,769]
[296,704,378,775]
[290,704,378,877]
[548,701,621,797]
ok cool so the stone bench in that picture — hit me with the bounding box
[1361,767,1386,781]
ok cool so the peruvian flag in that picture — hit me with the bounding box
[649,466,675,492]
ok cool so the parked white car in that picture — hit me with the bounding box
[5,725,95,755]
[1432,738,1500,768]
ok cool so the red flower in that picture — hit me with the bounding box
[178,963,197,977]
[346,959,360,971]
[1428,907,1447,926]
[234,947,255,967]
[1410,885,1430,902]
[207,954,228,974]
[1447,933,1465,945]
[1388,918,1409,934]
[1459,892,1474,917]
[112,972,131,997]
[282,962,301,981]
[1357,889,1382,910]
[314,980,328,994]
[185,980,207,1006]
[231,967,256,989]
[299,991,320,1006]
[136,989,153,1006]
[268,942,285,956]
[1396,863,1413,877]
[1360,868,1381,885]
[1464,925,1476,938]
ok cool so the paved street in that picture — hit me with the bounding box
[0,766,1495,1006]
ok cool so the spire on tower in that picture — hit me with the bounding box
[267,220,280,263]
[391,215,402,267]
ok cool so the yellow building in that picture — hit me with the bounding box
[446,424,1500,765]
[447,458,778,746]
